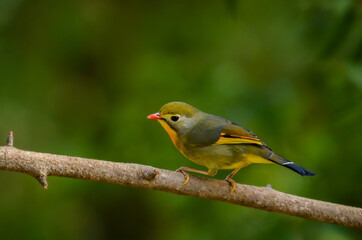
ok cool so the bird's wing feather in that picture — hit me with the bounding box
[183,118,223,146]
[185,114,265,147]
[213,121,265,146]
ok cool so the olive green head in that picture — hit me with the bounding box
[158,102,201,134]
[147,102,202,135]
[159,102,199,117]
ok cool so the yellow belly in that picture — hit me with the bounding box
[245,154,274,164]
[219,154,274,170]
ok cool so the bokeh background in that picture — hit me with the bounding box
[0,0,361,239]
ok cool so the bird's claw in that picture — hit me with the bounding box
[226,178,236,193]
[182,175,189,185]
[176,168,190,185]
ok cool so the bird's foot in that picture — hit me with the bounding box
[176,167,190,185]
[225,178,236,193]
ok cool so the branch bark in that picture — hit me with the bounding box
[0,132,361,229]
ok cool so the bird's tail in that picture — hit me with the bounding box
[264,148,315,176]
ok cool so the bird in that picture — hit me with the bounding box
[147,102,315,192]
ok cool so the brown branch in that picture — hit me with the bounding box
[0,132,361,229]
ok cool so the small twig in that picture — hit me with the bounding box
[0,132,361,229]
[6,131,13,147]
[35,172,48,189]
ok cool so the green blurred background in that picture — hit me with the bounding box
[0,0,361,239]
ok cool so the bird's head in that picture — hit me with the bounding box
[147,102,201,135]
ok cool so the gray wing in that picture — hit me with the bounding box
[183,115,223,147]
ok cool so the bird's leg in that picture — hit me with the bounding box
[176,167,215,186]
[225,168,241,193]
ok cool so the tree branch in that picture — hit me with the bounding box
[0,132,361,229]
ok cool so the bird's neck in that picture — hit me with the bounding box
[158,120,181,148]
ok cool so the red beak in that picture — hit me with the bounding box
[147,112,161,120]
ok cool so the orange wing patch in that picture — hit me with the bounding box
[213,133,264,146]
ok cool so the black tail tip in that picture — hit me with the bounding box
[282,162,316,176]
[302,170,316,176]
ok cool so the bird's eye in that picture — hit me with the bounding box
[171,115,179,122]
